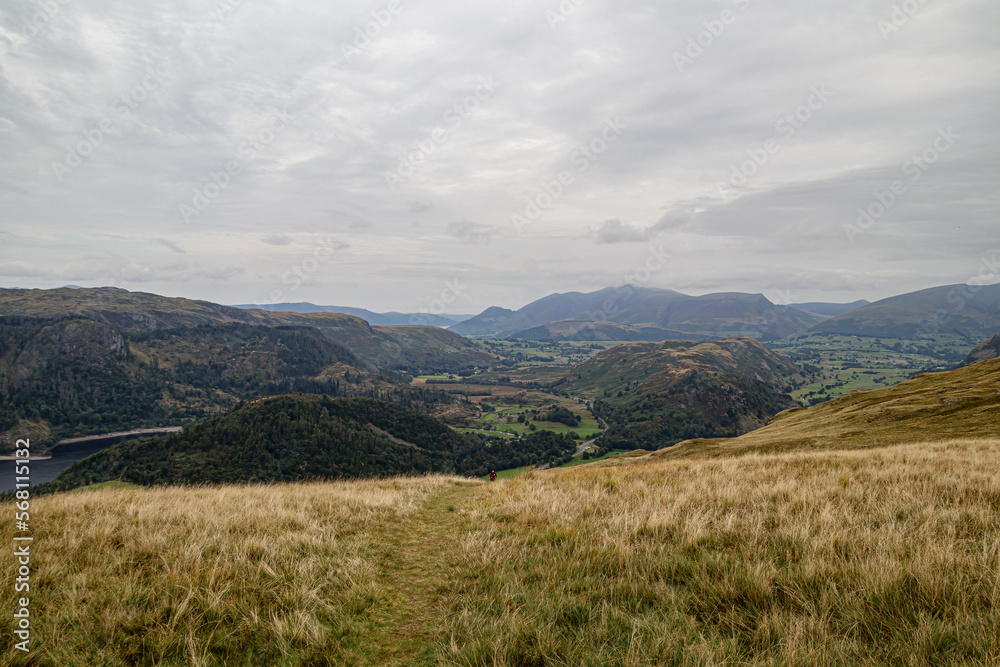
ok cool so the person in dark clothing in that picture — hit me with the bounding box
[489,470,497,481]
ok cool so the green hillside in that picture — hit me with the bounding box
[810,283,1000,341]
[640,356,1000,460]
[0,316,428,454]
[37,395,580,491]
[557,338,808,450]
[0,287,495,375]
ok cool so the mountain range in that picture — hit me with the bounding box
[451,283,1000,343]
[450,287,827,340]
[811,283,1000,342]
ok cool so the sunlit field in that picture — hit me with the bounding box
[3,440,998,665]
[445,438,1000,665]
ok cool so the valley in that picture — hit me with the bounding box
[6,7,997,662]
[4,360,998,662]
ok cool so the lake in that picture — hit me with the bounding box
[1,429,180,493]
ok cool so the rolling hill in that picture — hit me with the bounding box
[0,286,262,331]
[244,310,494,373]
[36,394,581,490]
[0,316,395,453]
[0,287,493,374]
[790,300,870,317]
[809,283,1000,342]
[961,333,1000,366]
[639,356,1000,460]
[451,286,822,340]
[556,337,808,449]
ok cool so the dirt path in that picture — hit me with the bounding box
[358,480,479,665]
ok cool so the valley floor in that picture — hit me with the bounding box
[3,438,999,665]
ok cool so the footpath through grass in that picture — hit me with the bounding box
[4,438,999,665]
[354,481,478,665]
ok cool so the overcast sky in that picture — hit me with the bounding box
[1,0,998,313]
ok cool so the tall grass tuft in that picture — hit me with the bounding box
[442,439,1000,665]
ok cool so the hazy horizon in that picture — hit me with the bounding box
[1,0,998,312]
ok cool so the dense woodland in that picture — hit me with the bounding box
[38,395,579,491]
[0,316,454,446]
[593,374,797,450]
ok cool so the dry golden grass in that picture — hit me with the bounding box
[444,438,1000,665]
[0,476,468,665]
[604,357,1000,463]
[2,438,998,665]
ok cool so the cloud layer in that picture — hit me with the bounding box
[1,0,998,311]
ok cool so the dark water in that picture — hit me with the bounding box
[1,432,164,493]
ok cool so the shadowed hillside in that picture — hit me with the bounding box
[557,338,808,450]
[961,333,1000,366]
[623,357,1000,461]
[451,286,821,340]
[35,394,581,491]
[0,287,495,374]
[810,283,1000,341]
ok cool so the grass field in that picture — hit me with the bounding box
[771,333,973,404]
[557,449,628,468]
[4,436,998,665]
[448,438,1000,665]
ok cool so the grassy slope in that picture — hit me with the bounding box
[4,440,997,665]
[640,356,1000,460]
[4,359,999,664]
[559,337,805,400]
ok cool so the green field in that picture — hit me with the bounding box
[771,333,973,404]
[480,465,534,480]
[558,449,628,468]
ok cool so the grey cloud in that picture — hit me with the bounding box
[593,219,648,244]
[0,0,997,310]
[448,220,498,244]
[156,238,186,253]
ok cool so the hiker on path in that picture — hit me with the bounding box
[489,470,497,482]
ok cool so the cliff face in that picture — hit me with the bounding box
[12,319,130,383]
